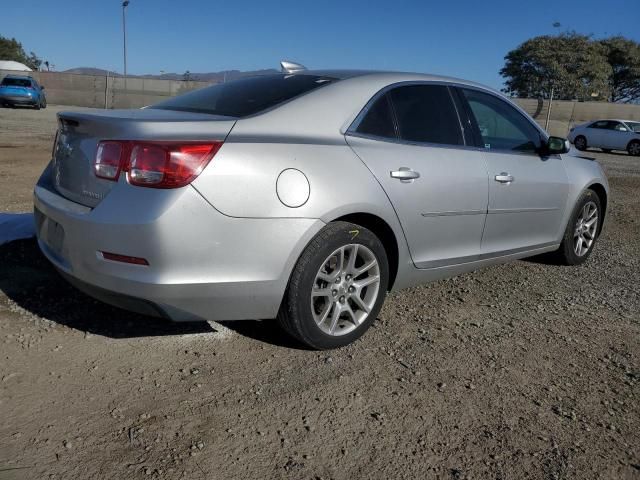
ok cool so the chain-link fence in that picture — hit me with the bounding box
[0,69,211,109]
[2,69,640,137]
[514,98,640,137]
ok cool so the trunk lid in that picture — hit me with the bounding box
[52,109,236,208]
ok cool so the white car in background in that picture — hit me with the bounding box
[568,119,640,156]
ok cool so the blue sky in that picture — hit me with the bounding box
[2,0,638,89]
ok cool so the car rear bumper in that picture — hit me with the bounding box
[33,165,324,321]
[0,94,38,105]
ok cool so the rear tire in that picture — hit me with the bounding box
[554,189,601,266]
[628,140,640,156]
[574,135,587,151]
[278,221,389,350]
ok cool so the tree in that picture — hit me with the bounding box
[500,33,611,101]
[600,36,640,103]
[0,35,42,70]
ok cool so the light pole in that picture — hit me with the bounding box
[544,84,554,131]
[545,22,561,132]
[122,1,129,90]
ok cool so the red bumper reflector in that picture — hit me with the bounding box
[100,251,149,266]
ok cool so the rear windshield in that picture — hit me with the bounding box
[1,77,32,87]
[150,74,335,117]
[626,121,640,133]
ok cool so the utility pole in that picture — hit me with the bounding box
[104,70,110,109]
[122,1,129,91]
[544,85,554,132]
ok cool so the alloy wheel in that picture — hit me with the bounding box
[310,244,380,336]
[629,142,640,156]
[574,201,598,256]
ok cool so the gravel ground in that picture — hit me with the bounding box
[0,106,638,480]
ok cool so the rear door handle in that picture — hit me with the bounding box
[494,172,514,184]
[390,167,420,183]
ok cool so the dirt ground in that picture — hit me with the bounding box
[0,105,638,480]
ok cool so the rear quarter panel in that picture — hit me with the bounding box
[192,140,397,221]
[191,138,415,291]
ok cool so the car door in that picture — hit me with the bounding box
[586,120,608,148]
[457,87,570,256]
[603,121,631,150]
[346,83,489,268]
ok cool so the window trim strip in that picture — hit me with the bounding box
[346,80,549,156]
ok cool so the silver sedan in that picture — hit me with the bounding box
[568,119,640,155]
[34,63,609,349]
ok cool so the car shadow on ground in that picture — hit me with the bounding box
[0,238,213,338]
[522,252,562,265]
[581,148,631,157]
[0,238,311,349]
[0,238,305,348]
[219,319,308,350]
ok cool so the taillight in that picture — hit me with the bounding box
[93,141,222,188]
[95,141,124,180]
[129,144,166,186]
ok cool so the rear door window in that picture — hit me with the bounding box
[388,85,464,146]
[151,74,335,117]
[355,94,397,139]
[626,121,640,133]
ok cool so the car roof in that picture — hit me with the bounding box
[2,75,34,80]
[300,69,494,91]
[230,68,545,141]
[588,119,637,123]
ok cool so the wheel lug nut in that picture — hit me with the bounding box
[348,286,355,293]
[335,276,341,283]
[346,274,351,281]
[332,290,337,296]
[339,296,345,303]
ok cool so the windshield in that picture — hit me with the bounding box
[1,77,32,87]
[150,74,336,117]
[626,121,640,133]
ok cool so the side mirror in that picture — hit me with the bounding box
[545,136,570,155]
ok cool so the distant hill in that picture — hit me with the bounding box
[62,67,279,82]
[63,67,117,76]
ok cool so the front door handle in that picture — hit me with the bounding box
[495,172,514,184]
[390,167,420,183]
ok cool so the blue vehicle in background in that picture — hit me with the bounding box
[0,75,47,109]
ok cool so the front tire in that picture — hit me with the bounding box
[628,140,640,156]
[574,135,587,151]
[278,221,389,350]
[554,189,601,265]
